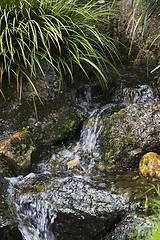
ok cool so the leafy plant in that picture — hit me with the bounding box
[0,0,120,104]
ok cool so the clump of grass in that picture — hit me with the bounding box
[139,184,160,240]
[127,0,160,56]
[0,0,120,103]
[147,221,160,240]
[123,0,160,76]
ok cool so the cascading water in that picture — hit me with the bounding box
[6,105,114,240]
[51,108,104,173]
[30,104,115,178]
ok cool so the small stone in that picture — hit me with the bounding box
[0,131,34,175]
[67,159,80,169]
[139,152,160,178]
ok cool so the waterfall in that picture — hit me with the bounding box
[49,105,115,174]
[80,109,104,152]
[6,106,111,240]
[5,82,157,240]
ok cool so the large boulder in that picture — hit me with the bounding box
[7,175,129,240]
[100,102,160,169]
[0,92,81,147]
[31,104,81,146]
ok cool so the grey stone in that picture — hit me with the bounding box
[100,102,160,168]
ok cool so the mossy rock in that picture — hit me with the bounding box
[100,102,160,169]
[32,106,81,146]
[104,213,156,240]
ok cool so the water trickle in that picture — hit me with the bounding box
[6,83,156,240]
[3,79,159,240]
[80,109,104,152]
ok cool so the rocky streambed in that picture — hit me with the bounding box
[0,66,160,240]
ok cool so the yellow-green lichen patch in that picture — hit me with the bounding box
[117,109,126,116]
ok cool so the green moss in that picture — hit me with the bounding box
[109,131,116,139]
[44,117,76,145]
[15,143,27,156]
[143,157,149,166]
[32,111,78,145]
[102,126,138,167]
[58,118,75,133]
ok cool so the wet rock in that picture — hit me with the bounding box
[7,175,129,240]
[139,152,160,179]
[31,105,81,146]
[104,214,156,240]
[0,131,34,175]
[0,89,82,149]
[100,102,160,169]
[0,160,13,178]
[0,206,22,240]
[51,177,129,240]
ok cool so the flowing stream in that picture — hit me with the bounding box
[6,84,159,240]
[7,103,115,240]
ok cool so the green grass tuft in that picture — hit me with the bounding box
[0,0,120,102]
